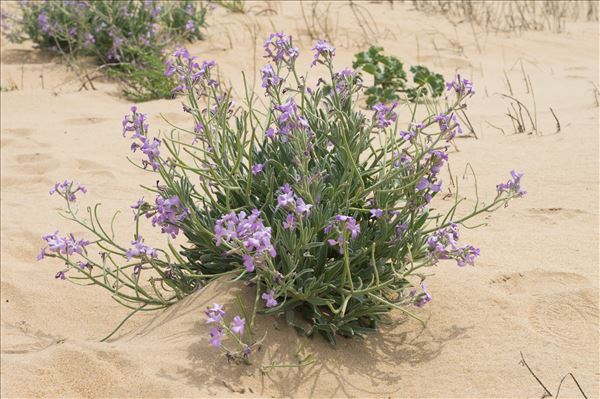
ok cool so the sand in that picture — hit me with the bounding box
[1,1,599,397]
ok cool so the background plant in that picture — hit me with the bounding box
[353,45,445,106]
[39,34,525,353]
[2,0,207,101]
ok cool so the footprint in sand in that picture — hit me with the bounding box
[0,322,64,355]
[490,271,598,348]
[528,290,598,349]
[524,207,589,225]
[64,117,109,126]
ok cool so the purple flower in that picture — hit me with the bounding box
[434,112,462,139]
[55,270,66,280]
[83,32,95,48]
[260,64,282,90]
[283,213,297,230]
[185,19,195,32]
[274,98,311,137]
[373,102,398,129]
[265,127,276,139]
[264,32,299,64]
[209,326,223,347]
[38,12,51,34]
[230,316,245,335]
[40,231,90,258]
[214,209,277,266]
[125,236,158,261]
[275,184,312,219]
[252,164,264,175]
[262,290,278,308]
[205,303,225,324]
[242,254,255,272]
[426,223,480,267]
[370,208,383,219]
[311,40,335,67]
[497,170,526,197]
[325,215,360,254]
[296,198,312,216]
[150,195,188,238]
[411,283,432,307]
[49,180,87,202]
[446,74,475,97]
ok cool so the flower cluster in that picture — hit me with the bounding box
[38,231,90,261]
[263,32,299,64]
[150,195,188,238]
[122,106,161,170]
[311,40,336,67]
[373,102,398,129]
[205,304,250,360]
[214,210,276,272]
[446,74,475,97]
[125,236,158,261]
[166,48,218,94]
[276,184,312,231]
[426,223,480,267]
[273,99,311,139]
[434,112,462,140]
[497,170,526,197]
[410,283,432,307]
[49,180,87,202]
[325,215,361,254]
[260,64,282,91]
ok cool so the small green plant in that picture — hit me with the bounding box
[2,0,208,101]
[214,0,247,14]
[353,46,444,106]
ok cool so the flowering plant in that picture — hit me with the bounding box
[1,0,207,101]
[39,33,525,356]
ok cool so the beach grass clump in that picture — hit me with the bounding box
[39,33,525,359]
[1,0,207,101]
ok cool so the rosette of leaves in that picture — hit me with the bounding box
[353,46,444,106]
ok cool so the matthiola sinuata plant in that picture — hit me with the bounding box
[1,0,207,101]
[39,33,525,355]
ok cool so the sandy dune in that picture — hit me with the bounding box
[1,2,598,397]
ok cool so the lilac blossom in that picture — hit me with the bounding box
[411,283,432,307]
[251,164,264,175]
[49,180,87,202]
[275,184,312,218]
[274,98,311,137]
[185,19,195,33]
[39,231,90,259]
[230,316,245,334]
[325,215,361,254]
[497,170,526,197]
[125,236,158,261]
[150,195,188,238]
[370,208,383,219]
[263,32,299,64]
[426,223,480,267]
[260,64,282,90]
[209,326,223,347]
[311,40,335,67]
[283,213,297,230]
[434,112,462,139]
[262,290,278,308]
[205,303,225,324]
[373,102,398,129]
[214,209,276,273]
[446,74,475,97]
